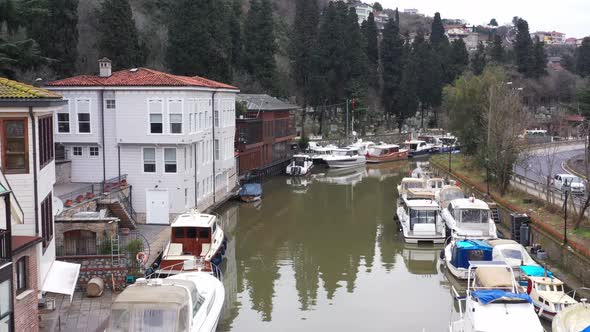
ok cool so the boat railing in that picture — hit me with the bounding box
[147,259,223,280]
[451,286,465,317]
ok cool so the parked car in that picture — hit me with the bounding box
[552,174,586,194]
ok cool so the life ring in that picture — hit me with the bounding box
[136,252,148,265]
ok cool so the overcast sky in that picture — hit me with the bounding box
[379,0,590,38]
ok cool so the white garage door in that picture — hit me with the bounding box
[146,189,170,224]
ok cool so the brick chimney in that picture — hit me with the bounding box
[98,57,112,77]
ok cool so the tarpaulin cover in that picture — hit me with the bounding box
[41,260,81,302]
[451,240,493,269]
[239,183,262,196]
[471,289,532,304]
[519,265,554,278]
[582,325,590,332]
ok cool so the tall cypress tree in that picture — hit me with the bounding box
[490,34,504,63]
[471,41,486,75]
[97,0,146,70]
[230,0,243,70]
[514,18,533,77]
[47,0,79,77]
[292,0,319,103]
[429,12,446,47]
[166,0,232,81]
[448,38,469,81]
[344,7,368,97]
[243,0,276,91]
[364,12,378,66]
[576,37,590,77]
[381,18,404,119]
[396,39,418,131]
[532,36,547,78]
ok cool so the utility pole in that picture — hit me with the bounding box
[448,142,452,173]
[564,189,568,245]
[345,99,349,143]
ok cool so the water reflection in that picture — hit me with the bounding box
[217,161,457,331]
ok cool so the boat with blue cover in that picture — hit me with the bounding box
[518,265,577,320]
[449,261,543,332]
[443,239,493,280]
[239,183,262,202]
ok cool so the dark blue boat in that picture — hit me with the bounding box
[444,239,493,279]
[239,183,262,202]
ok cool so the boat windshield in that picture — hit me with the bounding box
[410,144,419,150]
[294,158,306,166]
[440,189,463,202]
[440,138,455,145]
[110,303,188,332]
[404,182,424,190]
[333,150,349,157]
[459,209,489,223]
[368,148,383,156]
[174,227,210,240]
[501,249,524,261]
[409,209,437,224]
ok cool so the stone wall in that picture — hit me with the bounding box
[55,219,119,252]
[58,255,128,289]
[55,160,72,184]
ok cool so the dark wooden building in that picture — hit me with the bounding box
[235,94,298,176]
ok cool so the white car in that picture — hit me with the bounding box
[553,174,586,194]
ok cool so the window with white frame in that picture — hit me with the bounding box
[168,99,183,134]
[214,139,219,160]
[89,146,99,157]
[73,146,83,156]
[57,111,70,133]
[183,147,187,171]
[148,99,164,134]
[105,99,116,109]
[164,148,177,173]
[214,110,219,128]
[189,113,193,133]
[76,99,91,133]
[143,147,156,173]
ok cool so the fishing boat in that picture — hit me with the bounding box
[440,197,498,240]
[366,144,408,163]
[239,183,262,202]
[308,142,337,165]
[108,272,224,332]
[396,197,445,244]
[405,140,433,158]
[286,154,314,176]
[518,265,577,320]
[324,147,366,168]
[158,212,227,276]
[449,261,544,332]
[442,239,493,280]
[552,298,590,332]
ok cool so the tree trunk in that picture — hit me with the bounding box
[301,103,307,138]
[420,103,425,128]
[318,110,324,136]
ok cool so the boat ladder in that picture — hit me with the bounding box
[490,206,501,224]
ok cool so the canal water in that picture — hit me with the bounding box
[215,161,467,331]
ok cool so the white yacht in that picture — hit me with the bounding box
[324,147,366,168]
[308,142,337,165]
[348,139,375,155]
[397,177,426,200]
[108,272,225,332]
[158,212,226,276]
[396,198,445,244]
[405,139,433,157]
[286,154,314,176]
[443,239,493,280]
[436,185,464,208]
[440,198,498,240]
[552,298,590,332]
[450,261,544,332]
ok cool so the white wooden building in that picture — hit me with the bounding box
[46,59,239,224]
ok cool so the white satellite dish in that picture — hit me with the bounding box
[53,196,64,216]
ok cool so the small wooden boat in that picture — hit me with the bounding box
[239,183,262,202]
[366,144,408,163]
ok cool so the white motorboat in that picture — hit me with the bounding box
[158,212,226,276]
[425,177,446,197]
[436,185,464,208]
[405,139,433,157]
[443,239,493,280]
[487,239,538,278]
[552,298,590,332]
[437,135,461,153]
[397,177,426,200]
[517,265,577,320]
[449,261,544,332]
[396,198,445,244]
[347,139,375,155]
[308,142,337,165]
[286,154,314,176]
[324,147,366,168]
[440,197,498,240]
[108,272,225,332]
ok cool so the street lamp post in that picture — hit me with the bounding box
[564,189,568,245]
[448,141,452,173]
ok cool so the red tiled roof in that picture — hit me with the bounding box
[47,68,238,90]
[566,115,584,122]
[12,235,42,253]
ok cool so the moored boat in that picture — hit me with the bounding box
[286,154,314,176]
[158,212,227,276]
[239,183,262,202]
[108,272,225,332]
[366,144,408,163]
[308,142,337,165]
[443,239,493,280]
[324,147,366,168]
[449,261,544,332]
[397,177,426,200]
[440,197,498,240]
[488,239,538,276]
[396,197,445,244]
[552,298,590,332]
[405,140,433,158]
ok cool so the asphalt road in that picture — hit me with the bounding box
[514,147,585,184]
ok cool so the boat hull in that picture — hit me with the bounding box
[408,149,431,158]
[366,151,409,163]
[325,158,366,168]
[240,195,261,203]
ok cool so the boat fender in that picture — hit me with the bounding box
[527,280,532,294]
[136,252,148,266]
[439,250,445,260]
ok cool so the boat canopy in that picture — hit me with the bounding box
[475,266,514,289]
[451,240,493,269]
[405,188,435,200]
[240,183,262,196]
[489,239,538,267]
[471,289,532,305]
[519,265,554,278]
[439,187,464,203]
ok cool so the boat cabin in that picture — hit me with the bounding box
[332,148,361,157]
[292,154,312,166]
[488,239,537,268]
[109,278,200,331]
[417,135,439,145]
[405,140,429,152]
[447,198,492,223]
[450,240,493,270]
[399,178,426,191]
[406,188,435,200]
[402,199,440,231]
[437,185,464,207]
[426,178,445,191]
[518,266,577,315]
[368,144,401,156]
[439,136,457,146]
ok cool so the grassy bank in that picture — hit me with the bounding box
[431,154,590,256]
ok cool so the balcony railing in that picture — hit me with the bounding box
[0,230,11,265]
[58,174,128,207]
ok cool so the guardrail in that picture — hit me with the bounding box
[522,138,585,151]
[58,174,128,206]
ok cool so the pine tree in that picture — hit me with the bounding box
[471,41,486,75]
[448,38,469,81]
[292,0,319,102]
[489,18,498,27]
[243,0,276,91]
[532,36,547,78]
[230,0,243,69]
[514,18,533,77]
[576,37,590,77]
[98,0,146,70]
[166,0,232,81]
[380,18,404,119]
[490,35,504,63]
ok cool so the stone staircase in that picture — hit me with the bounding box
[107,201,136,229]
